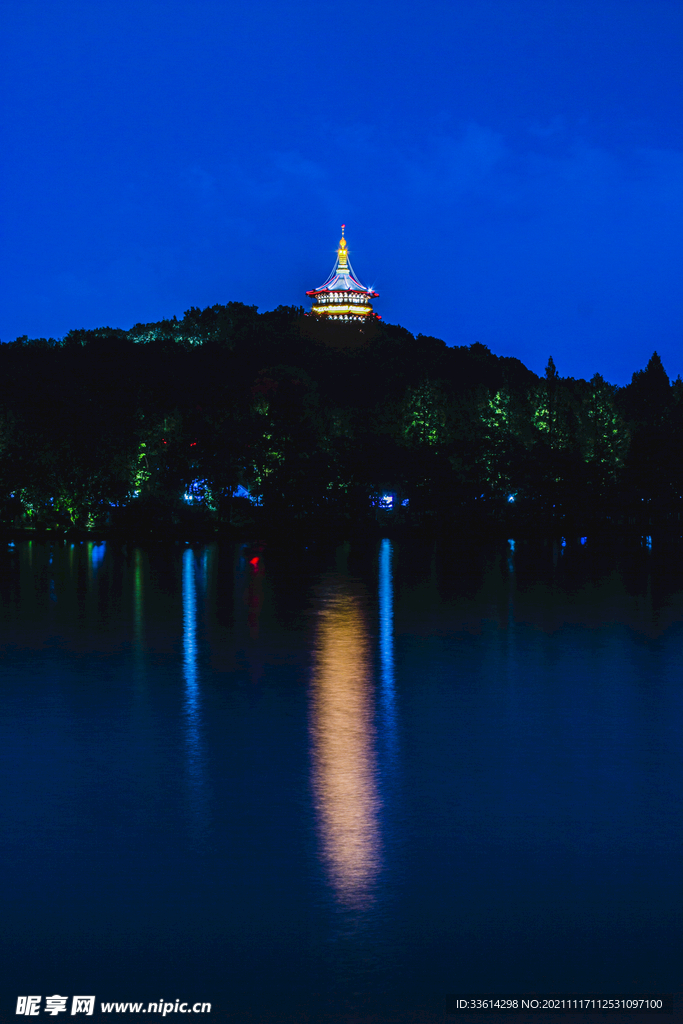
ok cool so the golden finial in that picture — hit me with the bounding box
[338,225,348,259]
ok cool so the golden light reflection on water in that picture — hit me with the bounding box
[310,581,380,909]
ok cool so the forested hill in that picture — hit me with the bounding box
[0,301,681,535]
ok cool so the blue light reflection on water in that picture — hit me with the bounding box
[90,541,106,570]
[507,537,515,575]
[378,538,397,760]
[48,545,56,603]
[182,547,209,842]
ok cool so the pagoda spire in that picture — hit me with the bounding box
[337,226,349,271]
[306,227,380,321]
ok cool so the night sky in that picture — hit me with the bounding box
[1,0,681,384]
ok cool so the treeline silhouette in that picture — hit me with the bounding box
[1,302,681,535]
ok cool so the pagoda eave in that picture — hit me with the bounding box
[306,288,379,298]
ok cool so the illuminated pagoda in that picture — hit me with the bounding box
[307,226,379,321]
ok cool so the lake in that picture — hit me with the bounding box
[0,535,681,1022]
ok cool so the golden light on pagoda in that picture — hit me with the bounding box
[306,226,380,321]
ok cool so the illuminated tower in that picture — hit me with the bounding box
[307,226,379,321]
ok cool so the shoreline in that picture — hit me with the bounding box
[2,517,681,547]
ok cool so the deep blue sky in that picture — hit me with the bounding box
[1,0,681,384]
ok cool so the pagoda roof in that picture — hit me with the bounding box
[306,227,379,298]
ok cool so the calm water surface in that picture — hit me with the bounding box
[0,537,681,1022]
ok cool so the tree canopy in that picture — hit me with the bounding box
[0,305,679,535]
